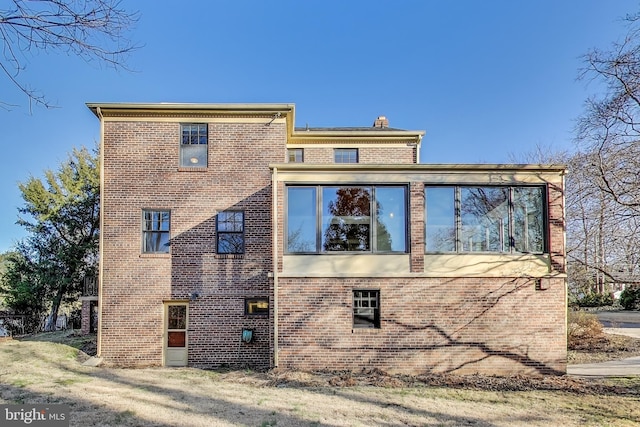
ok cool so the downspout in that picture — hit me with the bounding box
[272,166,279,367]
[96,106,104,358]
[416,134,423,163]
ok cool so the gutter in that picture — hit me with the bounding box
[96,106,104,358]
[272,166,279,367]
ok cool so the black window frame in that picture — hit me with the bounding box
[334,148,358,163]
[142,209,171,253]
[285,184,409,254]
[424,185,547,254]
[180,123,208,167]
[216,210,245,254]
[353,290,380,329]
[245,297,269,316]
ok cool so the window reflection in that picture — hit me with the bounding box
[375,187,406,252]
[460,187,509,252]
[425,186,546,254]
[285,186,407,253]
[513,187,544,253]
[322,187,371,251]
[425,187,456,252]
[287,187,317,252]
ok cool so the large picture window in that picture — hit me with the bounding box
[286,185,407,253]
[425,186,545,254]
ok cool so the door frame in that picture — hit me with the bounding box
[163,301,189,367]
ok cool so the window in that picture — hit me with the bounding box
[143,210,170,253]
[425,186,546,253]
[180,124,208,167]
[167,304,187,347]
[245,298,269,316]
[217,211,244,254]
[286,185,407,253]
[287,148,303,163]
[353,290,380,328]
[334,148,358,163]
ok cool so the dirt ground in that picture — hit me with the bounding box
[1,333,640,427]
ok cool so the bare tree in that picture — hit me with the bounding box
[577,13,640,212]
[573,12,640,290]
[0,0,138,109]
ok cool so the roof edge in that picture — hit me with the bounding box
[86,102,296,117]
[269,163,566,173]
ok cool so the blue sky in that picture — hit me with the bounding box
[0,0,635,252]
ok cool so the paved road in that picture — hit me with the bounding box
[568,310,640,377]
[596,310,640,329]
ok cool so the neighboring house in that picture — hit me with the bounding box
[87,103,567,375]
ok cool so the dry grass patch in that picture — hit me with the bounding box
[567,311,640,364]
[0,333,639,426]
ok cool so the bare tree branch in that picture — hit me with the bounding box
[0,0,139,108]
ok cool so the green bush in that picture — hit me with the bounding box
[620,287,640,310]
[576,292,613,308]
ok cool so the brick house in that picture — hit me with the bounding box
[87,103,566,375]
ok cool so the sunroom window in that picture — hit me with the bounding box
[425,185,546,254]
[286,185,407,253]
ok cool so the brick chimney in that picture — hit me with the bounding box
[373,115,389,129]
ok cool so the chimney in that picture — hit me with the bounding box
[373,115,389,129]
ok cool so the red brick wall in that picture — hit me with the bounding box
[81,300,91,335]
[274,173,566,375]
[298,145,415,164]
[100,118,285,367]
[100,111,566,375]
[277,276,565,375]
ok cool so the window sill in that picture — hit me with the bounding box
[215,254,244,259]
[140,253,171,258]
[177,167,208,172]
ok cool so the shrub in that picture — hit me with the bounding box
[567,311,606,350]
[620,287,640,310]
[576,292,613,308]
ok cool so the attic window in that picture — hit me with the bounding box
[334,148,358,163]
[180,124,208,167]
[288,148,303,163]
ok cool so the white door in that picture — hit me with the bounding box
[164,303,188,367]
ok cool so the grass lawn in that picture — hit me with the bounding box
[0,331,639,426]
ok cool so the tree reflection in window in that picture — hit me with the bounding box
[217,211,244,254]
[460,187,509,252]
[286,186,406,253]
[513,187,544,253]
[425,185,546,254]
[322,187,372,251]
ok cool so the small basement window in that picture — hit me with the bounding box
[245,298,269,316]
[353,290,380,328]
